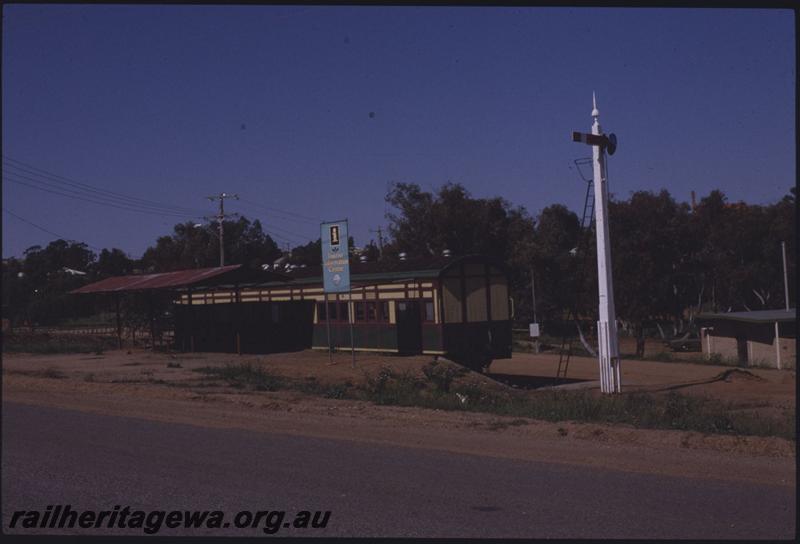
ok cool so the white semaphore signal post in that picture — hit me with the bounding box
[572,93,622,393]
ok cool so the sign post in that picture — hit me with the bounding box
[324,292,332,364]
[782,241,790,311]
[530,266,540,353]
[321,220,353,366]
[349,292,355,368]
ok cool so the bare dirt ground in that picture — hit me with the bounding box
[616,335,701,359]
[519,335,706,360]
[493,352,796,419]
[2,348,795,488]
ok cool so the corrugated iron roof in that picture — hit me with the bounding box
[70,265,243,294]
[697,309,796,323]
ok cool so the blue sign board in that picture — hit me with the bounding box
[321,220,351,293]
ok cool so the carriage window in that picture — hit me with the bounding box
[271,305,280,323]
[424,301,435,322]
[366,301,377,321]
[379,301,389,322]
[340,302,349,322]
[317,302,326,321]
[355,302,365,321]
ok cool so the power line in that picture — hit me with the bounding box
[2,157,319,251]
[234,200,311,227]
[258,225,306,244]
[254,219,311,242]
[2,159,186,212]
[3,156,206,216]
[236,198,320,224]
[3,155,325,230]
[261,228,306,246]
[2,207,101,251]
[4,175,198,218]
[3,157,207,215]
[202,215,305,246]
[3,167,206,217]
[238,218,306,245]
[3,199,302,259]
[3,159,319,237]
[230,201,316,244]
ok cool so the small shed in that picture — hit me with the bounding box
[696,309,796,369]
[70,264,289,348]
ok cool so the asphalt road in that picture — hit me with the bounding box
[2,402,795,538]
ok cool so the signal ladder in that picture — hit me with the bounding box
[555,177,596,381]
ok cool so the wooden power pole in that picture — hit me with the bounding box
[207,193,239,267]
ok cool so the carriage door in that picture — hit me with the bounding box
[396,301,423,354]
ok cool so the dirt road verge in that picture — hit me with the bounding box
[2,349,795,488]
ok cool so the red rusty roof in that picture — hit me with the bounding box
[70,265,244,294]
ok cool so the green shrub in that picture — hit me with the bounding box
[363,365,395,397]
[421,361,467,393]
[453,380,489,405]
[323,384,349,399]
[356,366,424,405]
[193,362,283,391]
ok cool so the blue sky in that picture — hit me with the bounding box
[2,5,795,259]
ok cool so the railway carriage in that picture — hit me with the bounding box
[171,254,512,370]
